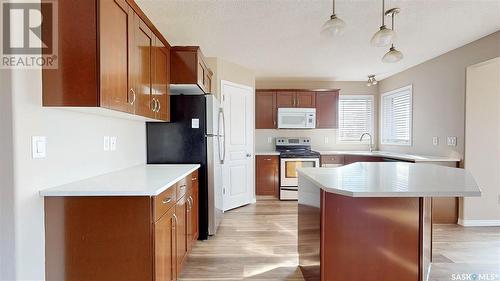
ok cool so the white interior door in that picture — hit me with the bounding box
[221,80,255,211]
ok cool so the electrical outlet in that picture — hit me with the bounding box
[324,136,329,144]
[110,136,117,151]
[267,137,272,144]
[447,136,457,146]
[103,136,110,151]
[432,136,439,146]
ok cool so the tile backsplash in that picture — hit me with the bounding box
[255,129,375,152]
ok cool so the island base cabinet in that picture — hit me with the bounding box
[44,170,199,281]
[298,190,432,281]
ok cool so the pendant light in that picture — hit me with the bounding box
[367,75,378,86]
[382,8,403,63]
[370,0,396,47]
[321,0,346,37]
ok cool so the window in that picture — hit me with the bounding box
[381,85,413,145]
[338,95,374,142]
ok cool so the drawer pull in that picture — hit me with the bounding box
[162,197,172,204]
[264,158,271,161]
[192,177,197,181]
[180,184,187,190]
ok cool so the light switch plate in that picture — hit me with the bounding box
[432,136,439,146]
[324,136,329,144]
[32,136,47,159]
[191,118,200,129]
[110,136,117,151]
[447,136,457,146]
[103,136,110,151]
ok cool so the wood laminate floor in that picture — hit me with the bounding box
[180,200,500,281]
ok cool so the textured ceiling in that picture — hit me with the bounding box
[136,0,500,80]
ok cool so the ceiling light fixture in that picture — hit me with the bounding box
[382,8,403,63]
[370,0,396,47]
[367,75,378,86]
[321,0,346,37]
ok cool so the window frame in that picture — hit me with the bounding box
[380,85,413,146]
[337,94,375,144]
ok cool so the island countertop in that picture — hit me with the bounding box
[297,162,481,197]
[39,164,200,196]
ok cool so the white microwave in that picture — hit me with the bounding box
[278,108,316,129]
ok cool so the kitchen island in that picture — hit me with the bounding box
[297,162,480,281]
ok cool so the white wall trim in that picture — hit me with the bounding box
[458,219,500,226]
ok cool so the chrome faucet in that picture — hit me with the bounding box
[359,133,373,152]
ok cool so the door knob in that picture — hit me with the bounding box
[246,153,252,157]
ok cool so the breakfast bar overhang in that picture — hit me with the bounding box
[297,162,481,281]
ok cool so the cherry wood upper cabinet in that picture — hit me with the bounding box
[296,92,316,108]
[316,91,339,129]
[99,0,133,113]
[153,37,171,121]
[131,14,154,118]
[276,91,296,107]
[170,46,213,94]
[41,0,171,122]
[255,90,277,129]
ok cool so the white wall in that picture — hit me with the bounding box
[0,69,16,281]
[378,31,500,159]
[254,80,378,152]
[8,69,147,280]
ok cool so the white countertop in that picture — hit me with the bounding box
[297,162,481,197]
[39,164,200,196]
[317,150,461,162]
[255,150,460,162]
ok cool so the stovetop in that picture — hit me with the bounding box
[278,148,320,159]
[275,137,320,159]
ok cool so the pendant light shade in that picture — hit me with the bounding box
[370,26,396,47]
[370,0,396,47]
[321,15,346,37]
[321,0,345,37]
[382,45,404,63]
[382,8,403,63]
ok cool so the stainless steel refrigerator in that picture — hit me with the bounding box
[146,95,225,239]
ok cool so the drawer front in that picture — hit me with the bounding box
[154,185,177,222]
[321,155,344,164]
[256,155,279,164]
[177,176,189,199]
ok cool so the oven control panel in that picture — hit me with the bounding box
[276,137,311,146]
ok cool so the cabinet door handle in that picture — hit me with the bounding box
[173,214,177,229]
[129,88,136,105]
[192,177,197,181]
[151,98,156,112]
[156,99,161,112]
[162,197,172,204]
[180,184,186,190]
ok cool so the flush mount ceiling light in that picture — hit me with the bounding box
[370,0,396,47]
[367,75,378,86]
[382,8,404,63]
[321,0,346,37]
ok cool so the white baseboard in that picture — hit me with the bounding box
[457,219,500,226]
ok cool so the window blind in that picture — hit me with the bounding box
[381,86,412,145]
[338,95,374,142]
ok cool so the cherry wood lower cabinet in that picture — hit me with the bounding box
[44,170,199,281]
[255,155,280,197]
[298,190,432,281]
